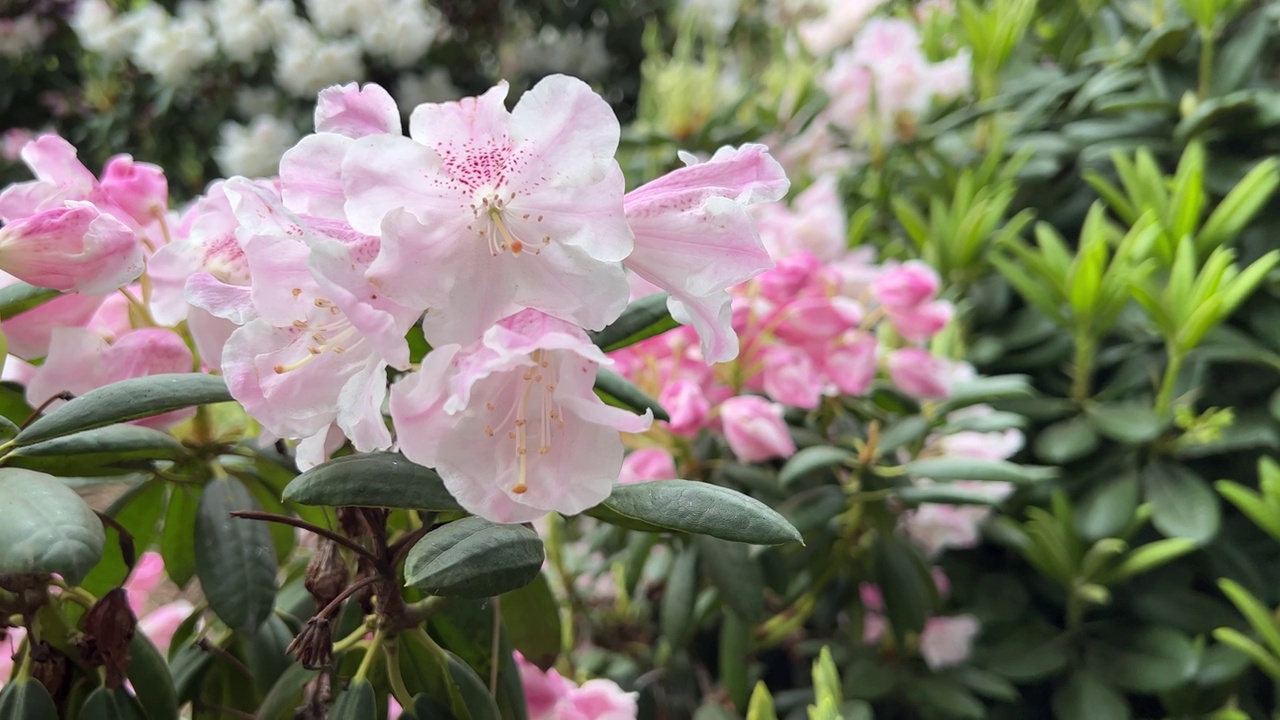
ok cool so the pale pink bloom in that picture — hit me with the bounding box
[755,252,822,304]
[0,134,98,220]
[872,260,940,310]
[137,601,195,654]
[388,698,402,720]
[218,180,418,461]
[659,379,711,436]
[570,679,640,720]
[920,614,981,669]
[774,296,863,344]
[390,310,653,523]
[901,502,988,557]
[886,300,953,342]
[26,327,195,428]
[0,269,104,359]
[515,652,638,720]
[98,155,168,227]
[761,346,823,409]
[932,567,951,598]
[819,58,874,132]
[886,348,952,399]
[719,395,795,463]
[797,0,888,55]
[0,202,143,294]
[863,613,887,644]
[824,336,877,396]
[0,626,24,689]
[927,51,973,101]
[342,75,634,346]
[619,447,678,484]
[755,175,847,261]
[124,551,167,616]
[1,128,36,162]
[623,144,789,363]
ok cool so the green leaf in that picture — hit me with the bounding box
[0,282,59,320]
[0,677,59,720]
[1075,472,1140,540]
[1216,479,1280,542]
[3,425,186,476]
[126,632,179,720]
[910,676,984,720]
[81,479,167,598]
[1086,625,1198,693]
[720,609,751,710]
[1217,578,1280,657]
[594,367,669,422]
[161,484,200,587]
[585,480,802,545]
[444,651,502,720]
[902,457,1058,484]
[1197,157,1280,253]
[0,467,104,585]
[978,627,1070,681]
[500,573,562,670]
[1212,628,1280,682]
[696,534,765,623]
[893,485,1004,506]
[1086,403,1166,444]
[1105,538,1197,581]
[746,681,778,720]
[283,451,462,512]
[1033,416,1099,464]
[194,476,278,634]
[1052,671,1130,720]
[936,375,1035,414]
[80,686,147,720]
[778,445,854,486]
[873,536,934,642]
[256,664,317,720]
[331,678,377,720]
[661,544,700,648]
[13,373,232,447]
[405,516,544,598]
[588,293,679,352]
[1142,459,1221,544]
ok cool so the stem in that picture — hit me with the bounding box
[1197,27,1215,99]
[383,639,415,710]
[1070,333,1096,401]
[489,596,501,695]
[353,626,386,683]
[1155,349,1185,417]
[229,510,378,562]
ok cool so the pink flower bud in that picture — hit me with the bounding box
[886,299,953,341]
[0,201,143,294]
[619,448,678,484]
[756,251,821,303]
[659,379,711,436]
[825,336,877,396]
[872,260,940,310]
[719,395,796,463]
[137,600,195,655]
[100,155,168,226]
[570,679,639,719]
[761,345,823,409]
[886,348,952,399]
[774,296,863,343]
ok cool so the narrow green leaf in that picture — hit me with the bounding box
[936,375,1035,414]
[778,445,854,486]
[696,534,765,622]
[13,373,232,447]
[661,545,700,647]
[1198,157,1280,254]
[588,293,679,352]
[126,632,180,720]
[283,451,462,511]
[594,367,669,422]
[405,516,544,598]
[161,484,201,587]
[195,476,278,634]
[1212,628,1280,682]
[720,610,751,710]
[1105,538,1197,581]
[0,468,104,585]
[500,573,562,670]
[1218,578,1280,657]
[585,479,802,545]
[3,425,186,476]
[903,457,1058,484]
[1216,480,1280,542]
[746,681,778,720]
[0,282,60,320]
[331,678,377,720]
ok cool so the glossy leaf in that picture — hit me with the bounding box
[903,457,1058,484]
[13,373,232,447]
[594,367,669,422]
[195,476,279,634]
[585,480,802,545]
[405,516,544,597]
[1142,459,1221,544]
[696,534,765,623]
[588,292,678,351]
[1085,625,1198,693]
[778,446,855,486]
[126,632,179,720]
[1052,671,1130,720]
[331,678,376,720]
[282,451,463,512]
[0,467,104,585]
[4,425,186,476]
[0,281,59,320]
[0,678,59,720]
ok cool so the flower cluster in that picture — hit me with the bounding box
[612,176,956,471]
[0,75,788,525]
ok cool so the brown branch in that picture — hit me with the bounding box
[228,511,377,563]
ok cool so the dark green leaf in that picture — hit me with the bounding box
[127,632,179,720]
[585,480,802,545]
[778,446,854,486]
[161,484,201,587]
[282,452,463,512]
[902,457,1058,484]
[696,534,764,623]
[594,367,669,422]
[195,476,278,634]
[720,610,751,710]
[500,573,562,670]
[80,686,147,720]
[1075,472,1140,540]
[445,651,501,720]
[331,678,376,720]
[256,664,317,720]
[0,677,59,720]
[978,627,1070,681]
[0,467,104,585]
[13,373,232,447]
[4,425,186,476]
[661,544,700,648]
[1142,459,1221,544]
[1052,671,1130,720]
[0,282,59,320]
[1086,403,1166,444]
[405,516,544,598]
[1085,625,1198,693]
[588,293,678,352]
[936,375,1034,414]
[893,485,1004,506]
[1034,416,1099,464]
[873,536,934,643]
[911,677,984,720]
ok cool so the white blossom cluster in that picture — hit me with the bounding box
[0,13,53,59]
[69,0,445,93]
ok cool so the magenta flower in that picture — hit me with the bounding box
[886,348,952,399]
[719,395,795,463]
[872,260,941,311]
[341,75,635,346]
[514,651,638,720]
[623,144,789,363]
[619,447,679,484]
[389,310,652,524]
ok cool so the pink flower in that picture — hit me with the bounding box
[761,346,823,409]
[99,155,168,227]
[515,652,638,720]
[872,261,940,311]
[619,448,678,484]
[920,615,981,669]
[797,0,888,55]
[622,144,789,363]
[0,626,24,689]
[124,551,167,616]
[342,75,634,346]
[0,134,98,220]
[659,379,711,436]
[886,348,952,399]
[901,502,989,557]
[0,202,143,294]
[886,300,953,342]
[390,310,653,523]
[138,601,195,654]
[719,395,795,463]
[824,336,878,396]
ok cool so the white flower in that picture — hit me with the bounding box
[130,6,218,85]
[0,14,49,58]
[71,0,143,60]
[393,68,460,110]
[212,0,280,62]
[303,0,367,36]
[677,0,741,39]
[506,25,611,80]
[274,21,365,98]
[214,115,299,178]
[356,0,440,68]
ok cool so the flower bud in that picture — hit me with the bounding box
[886,348,952,399]
[872,260,940,310]
[619,448,678,484]
[99,155,168,226]
[719,395,796,463]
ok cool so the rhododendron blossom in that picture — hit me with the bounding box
[391,310,652,523]
[342,74,635,346]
